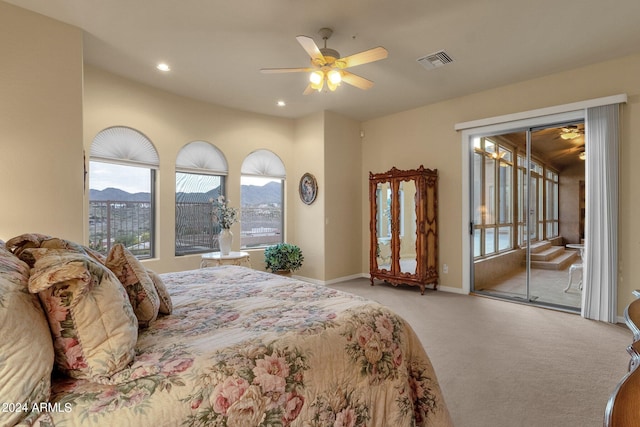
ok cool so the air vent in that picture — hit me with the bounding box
[417,50,454,70]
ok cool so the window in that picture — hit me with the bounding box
[545,170,559,238]
[474,137,514,257]
[376,184,392,240]
[473,136,560,259]
[89,126,158,258]
[516,156,559,245]
[175,141,228,255]
[240,150,285,248]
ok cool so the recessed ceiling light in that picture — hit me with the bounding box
[156,63,171,72]
[277,100,286,107]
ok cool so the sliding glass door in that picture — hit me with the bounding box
[471,122,585,311]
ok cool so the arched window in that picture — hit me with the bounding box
[240,149,286,248]
[89,126,159,258]
[175,141,228,255]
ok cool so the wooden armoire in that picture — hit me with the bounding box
[369,165,438,294]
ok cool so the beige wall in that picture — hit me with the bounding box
[292,113,325,279]
[83,66,296,273]
[361,53,640,313]
[291,111,363,282]
[559,163,585,245]
[323,111,362,281]
[0,2,84,242]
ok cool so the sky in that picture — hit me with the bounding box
[90,161,280,193]
[89,162,150,193]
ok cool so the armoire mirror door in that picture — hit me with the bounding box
[398,177,418,276]
[374,180,393,274]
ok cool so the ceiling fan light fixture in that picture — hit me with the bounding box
[560,132,580,140]
[310,70,323,85]
[327,69,342,85]
[579,151,586,161]
[327,79,339,92]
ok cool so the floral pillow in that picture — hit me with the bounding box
[5,233,108,267]
[4,232,51,259]
[106,244,160,328]
[0,247,54,426]
[27,249,138,383]
[147,269,173,315]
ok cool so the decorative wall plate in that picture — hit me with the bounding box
[299,173,318,205]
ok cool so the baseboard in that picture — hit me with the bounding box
[292,273,368,286]
[436,285,467,294]
[294,273,469,295]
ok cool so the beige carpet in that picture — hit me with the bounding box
[327,278,631,427]
[478,266,582,309]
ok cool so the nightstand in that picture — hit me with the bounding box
[200,251,252,268]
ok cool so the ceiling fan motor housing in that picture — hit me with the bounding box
[320,48,340,60]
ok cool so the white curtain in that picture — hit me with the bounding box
[581,104,619,322]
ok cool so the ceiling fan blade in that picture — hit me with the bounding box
[303,84,316,95]
[296,35,325,63]
[341,71,374,90]
[340,46,388,68]
[260,67,313,73]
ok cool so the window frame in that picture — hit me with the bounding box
[89,126,159,259]
[240,149,286,249]
[174,141,229,256]
[88,162,157,259]
[175,171,227,256]
[239,175,285,249]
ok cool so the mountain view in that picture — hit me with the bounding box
[89,181,283,256]
[89,181,282,206]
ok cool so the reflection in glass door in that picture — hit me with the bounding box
[399,179,417,275]
[375,181,393,272]
[471,122,585,311]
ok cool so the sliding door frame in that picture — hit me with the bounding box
[456,94,626,299]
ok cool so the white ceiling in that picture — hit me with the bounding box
[6,0,640,121]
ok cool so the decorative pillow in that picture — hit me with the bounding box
[27,249,138,383]
[4,232,51,260]
[147,269,173,315]
[106,244,160,327]
[4,233,105,266]
[82,244,107,264]
[0,247,54,426]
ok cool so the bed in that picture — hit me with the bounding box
[1,235,452,427]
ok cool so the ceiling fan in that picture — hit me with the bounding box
[555,125,585,140]
[260,28,388,94]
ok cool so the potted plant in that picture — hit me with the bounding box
[210,195,239,255]
[264,243,304,274]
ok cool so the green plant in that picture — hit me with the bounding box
[264,243,304,273]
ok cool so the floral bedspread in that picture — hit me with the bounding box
[35,266,452,426]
